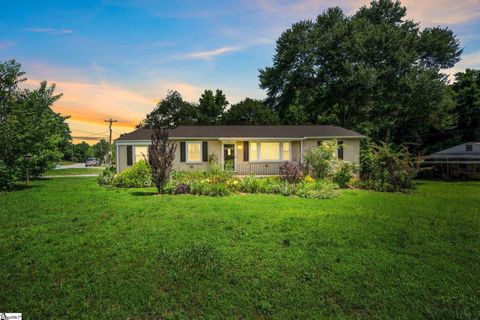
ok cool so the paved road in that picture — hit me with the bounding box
[55,163,86,169]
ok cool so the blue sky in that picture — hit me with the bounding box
[1,0,479,142]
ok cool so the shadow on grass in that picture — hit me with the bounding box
[7,184,41,192]
[130,191,158,197]
[416,178,480,184]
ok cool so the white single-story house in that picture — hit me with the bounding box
[423,142,480,179]
[115,125,365,175]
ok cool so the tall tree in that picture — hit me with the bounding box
[0,60,71,186]
[452,69,480,142]
[148,127,177,194]
[140,90,197,128]
[92,139,109,163]
[259,0,462,146]
[73,142,93,162]
[222,98,279,125]
[197,89,228,124]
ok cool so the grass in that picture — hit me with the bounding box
[43,167,104,176]
[0,178,479,319]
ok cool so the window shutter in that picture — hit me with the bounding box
[202,141,208,162]
[126,145,133,166]
[243,141,249,162]
[338,141,344,160]
[180,142,186,162]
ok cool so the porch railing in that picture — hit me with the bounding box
[235,162,305,175]
[235,162,282,175]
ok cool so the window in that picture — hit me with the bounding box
[337,141,344,160]
[134,146,148,163]
[282,142,290,160]
[127,145,133,165]
[248,141,292,162]
[466,144,473,152]
[260,142,280,161]
[250,142,258,161]
[187,142,202,162]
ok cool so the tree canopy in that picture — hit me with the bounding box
[139,90,278,128]
[197,89,228,124]
[452,69,480,142]
[0,60,71,187]
[140,90,197,129]
[259,0,462,146]
[222,98,278,125]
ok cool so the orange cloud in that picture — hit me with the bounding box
[21,77,209,144]
[24,78,155,124]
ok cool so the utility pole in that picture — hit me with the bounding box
[105,118,118,167]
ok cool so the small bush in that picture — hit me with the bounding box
[206,164,232,184]
[96,166,116,187]
[190,180,231,196]
[161,180,177,194]
[333,161,358,188]
[237,174,262,193]
[113,160,152,188]
[0,160,16,191]
[296,180,338,199]
[303,141,337,179]
[360,142,417,192]
[279,161,302,183]
[237,175,285,194]
[174,183,190,194]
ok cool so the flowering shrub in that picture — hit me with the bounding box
[174,183,190,194]
[303,175,315,184]
[333,161,358,188]
[279,161,302,183]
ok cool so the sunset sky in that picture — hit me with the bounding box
[1,0,479,143]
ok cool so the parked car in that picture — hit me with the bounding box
[85,157,99,167]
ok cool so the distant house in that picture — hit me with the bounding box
[423,142,480,180]
[115,125,364,175]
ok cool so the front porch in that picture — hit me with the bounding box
[220,139,302,175]
[235,162,285,175]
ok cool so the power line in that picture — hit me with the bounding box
[105,118,118,167]
[69,128,109,135]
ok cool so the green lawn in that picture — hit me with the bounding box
[0,178,479,319]
[43,167,104,176]
[59,160,78,165]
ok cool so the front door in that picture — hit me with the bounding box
[223,144,235,171]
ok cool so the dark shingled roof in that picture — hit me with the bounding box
[116,125,364,141]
